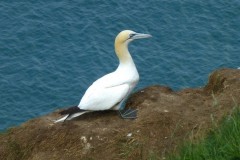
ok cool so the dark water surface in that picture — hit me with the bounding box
[0,0,239,131]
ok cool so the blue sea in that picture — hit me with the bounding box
[0,0,239,131]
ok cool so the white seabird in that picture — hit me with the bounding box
[55,30,151,123]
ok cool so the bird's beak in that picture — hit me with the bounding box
[131,33,152,40]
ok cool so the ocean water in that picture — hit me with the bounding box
[0,0,239,131]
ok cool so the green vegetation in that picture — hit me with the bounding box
[168,107,240,160]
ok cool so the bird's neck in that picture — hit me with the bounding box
[114,41,139,78]
[115,42,134,65]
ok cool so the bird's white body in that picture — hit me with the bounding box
[55,30,151,123]
[79,57,139,111]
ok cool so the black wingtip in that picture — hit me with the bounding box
[59,106,83,115]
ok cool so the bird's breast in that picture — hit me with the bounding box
[121,68,139,85]
[118,62,139,82]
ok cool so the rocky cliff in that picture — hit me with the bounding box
[1,68,240,160]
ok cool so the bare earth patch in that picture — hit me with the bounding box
[1,68,240,160]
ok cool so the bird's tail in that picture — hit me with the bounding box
[54,106,90,123]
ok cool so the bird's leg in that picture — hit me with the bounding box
[118,108,138,119]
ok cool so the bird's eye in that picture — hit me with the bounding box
[129,33,136,39]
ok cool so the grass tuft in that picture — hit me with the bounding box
[168,107,240,160]
[118,136,143,159]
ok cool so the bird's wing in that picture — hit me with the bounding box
[79,83,130,111]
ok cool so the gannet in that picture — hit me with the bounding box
[55,30,151,123]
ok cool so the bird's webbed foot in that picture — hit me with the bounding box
[118,108,138,119]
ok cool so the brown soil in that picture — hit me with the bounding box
[0,68,240,160]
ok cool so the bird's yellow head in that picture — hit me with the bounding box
[114,30,151,62]
[115,30,151,45]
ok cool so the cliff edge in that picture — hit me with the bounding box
[1,68,240,160]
